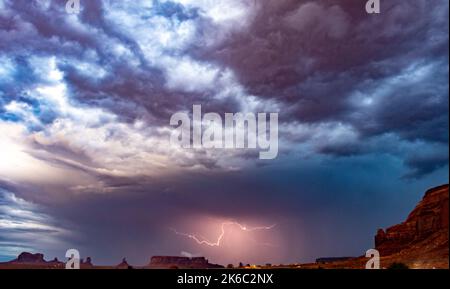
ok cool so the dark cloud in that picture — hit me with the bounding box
[404,153,449,179]
[194,0,448,145]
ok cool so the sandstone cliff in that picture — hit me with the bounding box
[374,184,449,268]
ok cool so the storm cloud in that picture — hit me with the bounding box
[0,0,448,265]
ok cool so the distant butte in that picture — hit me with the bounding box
[116,258,131,269]
[148,256,224,269]
[1,252,64,269]
[374,184,449,268]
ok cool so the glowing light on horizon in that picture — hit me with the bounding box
[171,221,276,247]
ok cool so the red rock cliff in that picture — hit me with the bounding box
[375,184,449,256]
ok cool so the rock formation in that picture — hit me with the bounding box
[116,258,131,269]
[149,256,223,269]
[375,184,449,256]
[2,252,64,268]
[11,252,46,264]
[81,257,94,268]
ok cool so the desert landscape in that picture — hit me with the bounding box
[1,185,447,270]
[0,0,448,277]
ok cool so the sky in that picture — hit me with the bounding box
[0,0,448,265]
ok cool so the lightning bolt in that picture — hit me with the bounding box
[171,222,276,247]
